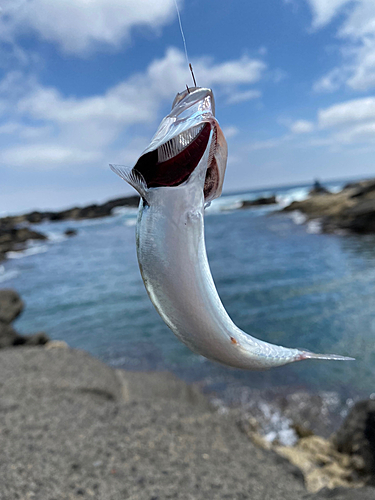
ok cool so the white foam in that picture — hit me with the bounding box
[277,187,310,208]
[46,231,67,243]
[206,195,245,214]
[258,402,298,446]
[112,206,138,216]
[290,210,307,225]
[306,220,322,234]
[0,267,19,282]
[124,218,137,227]
[6,244,48,259]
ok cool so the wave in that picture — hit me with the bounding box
[289,210,307,225]
[124,218,137,227]
[6,244,49,259]
[0,266,20,283]
[306,220,322,234]
[205,186,312,215]
[112,206,138,216]
[276,187,310,208]
[45,231,67,243]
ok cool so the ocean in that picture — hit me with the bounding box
[2,180,375,438]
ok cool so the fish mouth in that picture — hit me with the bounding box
[132,122,212,190]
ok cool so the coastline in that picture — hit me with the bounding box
[281,178,375,234]
[2,179,375,497]
[1,345,373,500]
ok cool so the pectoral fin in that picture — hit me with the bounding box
[110,164,148,201]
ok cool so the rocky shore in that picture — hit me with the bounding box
[0,222,47,262]
[0,345,374,500]
[1,195,140,227]
[0,289,49,347]
[0,291,373,499]
[0,194,140,261]
[282,178,375,234]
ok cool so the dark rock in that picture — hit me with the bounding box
[281,176,375,234]
[309,180,330,196]
[0,194,140,229]
[64,229,77,237]
[22,332,50,346]
[344,179,375,198]
[334,399,375,481]
[0,323,20,348]
[306,486,375,499]
[0,289,50,349]
[0,225,47,261]
[240,195,277,208]
[0,289,24,323]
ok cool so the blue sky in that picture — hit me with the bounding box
[2,0,375,213]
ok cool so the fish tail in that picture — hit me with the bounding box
[297,350,355,362]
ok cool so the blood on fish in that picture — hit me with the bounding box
[133,123,211,188]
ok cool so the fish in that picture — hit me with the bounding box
[110,86,353,370]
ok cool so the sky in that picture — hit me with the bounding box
[2,0,375,213]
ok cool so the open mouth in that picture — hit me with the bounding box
[133,123,211,189]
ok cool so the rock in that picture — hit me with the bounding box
[0,194,140,229]
[281,176,375,234]
[334,399,375,482]
[275,435,364,493]
[346,180,375,198]
[45,340,69,349]
[0,289,24,323]
[309,180,330,196]
[240,195,277,208]
[0,289,50,349]
[307,486,375,499]
[0,323,20,348]
[0,348,308,500]
[0,225,47,261]
[64,228,77,237]
[20,332,50,346]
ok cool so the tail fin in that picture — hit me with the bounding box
[297,350,355,362]
[110,164,148,200]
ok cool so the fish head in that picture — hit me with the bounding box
[129,87,228,204]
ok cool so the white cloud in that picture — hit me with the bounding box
[333,121,375,144]
[284,96,375,149]
[306,0,352,28]
[313,67,347,93]
[14,48,265,126]
[0,0,178,55]
[0,144,100,168]
[305,0,375,92]
[226,89,261,104]
[222,126,239,138]
[290,120,315,133]
[318,97,375,128]
[0,47,267,171]
[194,56,266,86]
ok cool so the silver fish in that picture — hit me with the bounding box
[111,87,353,370]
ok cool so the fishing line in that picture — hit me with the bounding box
[173,0,197,88]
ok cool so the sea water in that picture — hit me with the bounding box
[2,181,375,422]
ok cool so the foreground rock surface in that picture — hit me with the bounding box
[0,289,49,348]
[334,400,375,483]
[0,347,371,500]
[282,178,375,234]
